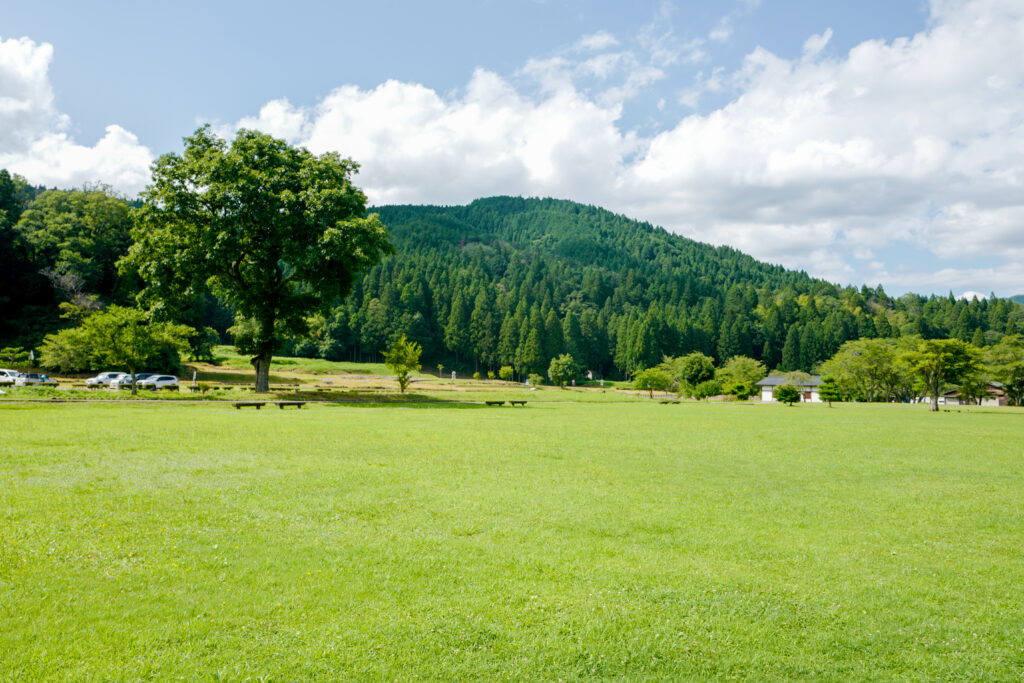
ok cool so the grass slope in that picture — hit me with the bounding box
[2,402,1023,679]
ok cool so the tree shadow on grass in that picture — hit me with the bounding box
[318,393,487,409]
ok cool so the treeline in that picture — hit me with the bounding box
[0,170,231,353]
[2,175,1022,380]
[630,336,1024,408]
[294,197,1023,378]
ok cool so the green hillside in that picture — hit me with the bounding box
[307,196,1018,376]
[2,179,1021,377]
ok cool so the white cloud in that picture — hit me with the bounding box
[217,0,1024,294]
[575,31,619,52]
[621,0,1024,291]
[6,0,1024,295]
[262,69,639,206]
[708,18,733,43]
[0,35,152,195]
[802,28,833,59]
[234,99,309,143]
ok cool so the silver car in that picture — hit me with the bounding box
[86,372,125,388]
[0,369,19,386]
[136,375,179,390]
[15,372,57,387]
[114,373,157,389]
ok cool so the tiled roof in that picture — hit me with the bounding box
[755,374,823,387]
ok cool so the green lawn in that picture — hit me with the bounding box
[2,401,1023,680]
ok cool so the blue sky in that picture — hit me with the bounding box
[3,0,1022,297]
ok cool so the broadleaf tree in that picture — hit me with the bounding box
[985,335,1024,405]
[125,126,392,392]
[547,353,579,389]
[633,366,674,398]
[383,334,422,394]
[912,338,982,412]
[39,306,192,394]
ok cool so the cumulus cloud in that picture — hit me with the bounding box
[620,0,1024,289]
[216,0,1024,293]
[0,35,152,194]
[6,0,1024,294]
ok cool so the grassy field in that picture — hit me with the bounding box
[2,401,1023,680]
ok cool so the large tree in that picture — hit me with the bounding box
[126,127,392,391]
[985,334,1024,405]
[912,338,982,412]
[819,337,917,403]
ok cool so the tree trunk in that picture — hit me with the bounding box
[930,394,939,412]
[253,353,272,393]
[252,315,276,393]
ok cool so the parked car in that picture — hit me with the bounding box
[136,375,179,390]
[15,372,57,387]
[0,369,20,386]
[86,372,126,388]
[113,373,157,389]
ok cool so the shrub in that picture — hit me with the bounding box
[472,371,482,380]
[775,384,802,405]
[487,370,496,380]
[728,380,752,400]
[499,366,515,381]
[528,373,544,387]
[692,379,723,400]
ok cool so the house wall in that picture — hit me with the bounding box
[759,386,822,402]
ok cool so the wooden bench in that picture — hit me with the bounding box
[509,400,528,406]
[233,401,266,410]
[659,400,680,404]
[485,400,506,406]
[277,401,305,409]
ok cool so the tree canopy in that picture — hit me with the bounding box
[547,353,579,388]
[633,366,674,398]
[125,127,392,391]
[912,339,983,411]
[985,335,1024,406]
[39,306,192,393]
[382,334,422,393]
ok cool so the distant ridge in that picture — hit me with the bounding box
[1011,295,1024,305]
[317,196,1019,377]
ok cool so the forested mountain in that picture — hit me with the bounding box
[294,197,1021,377]
[3,174,1021,379]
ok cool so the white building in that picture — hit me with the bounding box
[941,382,1009,407]
[755,374,823,403]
